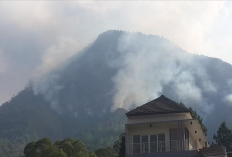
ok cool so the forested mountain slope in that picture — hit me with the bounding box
[1,30,232,156]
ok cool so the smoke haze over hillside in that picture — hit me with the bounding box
[18,30,232,142]
[112,33,217,115]
[2,2,232,156]
[1,1,232,105]
[28,31,231,119]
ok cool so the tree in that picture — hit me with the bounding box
[180,102,207,136]
[24,138,67,157]
[88,151,97,157]
[55,138,76,157]
[23,142,35,156]
[213,122,232,151]
[23,137,95,157]
[95,147,118,157]
[55,138,89,157]
[113,133,125,157]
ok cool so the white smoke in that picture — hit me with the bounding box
[112,33,217,115]
[225,94,232,104]
[33,36,80,80]
[32,36,81,113]
[224,79,232,105]
[0,1,230,106]
[173,71,202,104]
[0,50,8,74]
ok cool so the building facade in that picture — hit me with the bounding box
[125,95,208,157]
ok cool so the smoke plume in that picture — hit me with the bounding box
[112,33,217,116]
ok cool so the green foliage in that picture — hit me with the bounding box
[55,138,88,157]
[24,138,67,157]
[113,133,125,157]
[180,102,207,136]
[24,142,35,155]
[0,136,32,157]
[213,122,232,151]
[0,86,126,157]
[95,147,118,157]
[88,151,97,157]
[55,138,76,157]
[24,137,96,157]
[75,108,126,150]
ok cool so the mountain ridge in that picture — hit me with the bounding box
[1,30,232,156]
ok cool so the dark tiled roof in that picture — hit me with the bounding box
[126,95,190,117]
[227,152,232,157]
[198,146,226,157]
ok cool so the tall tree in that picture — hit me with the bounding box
[95,147,118,157]
[213,122,232,151]
[23,138,67,157]
[55,138,89,157]
[113,133,125,157]
[88,151,97,157]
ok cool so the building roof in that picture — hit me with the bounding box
[227,152,232,157]
[126,95,190,117]
[193,146,227,157]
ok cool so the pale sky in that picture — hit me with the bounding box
[0,1,232,104]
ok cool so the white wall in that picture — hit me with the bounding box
[126,120,204,154]
[125,113,206,155]
[127,113,192,124]
[127,121,178,153]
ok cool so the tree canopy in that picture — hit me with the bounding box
[23,138,96,157]
[113,133,125,157]
[213,121,232,151]
[24,138,67,157]
[95,147,118,157]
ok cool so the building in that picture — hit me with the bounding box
[125,95,209,157]
[196,146,227,157]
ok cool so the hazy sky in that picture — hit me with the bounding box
[0,1,232,104]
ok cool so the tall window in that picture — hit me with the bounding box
[150,134,165,153]
[158,134,165,152]
[185,128,189,150]
[133,135,140,154]
[170,128,178,151]
[150,135,157,153]
[142,135,149,153]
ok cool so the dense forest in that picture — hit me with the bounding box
[1,30,232,156]
[0,87,126,157]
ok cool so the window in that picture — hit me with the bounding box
[185,128,189,150]
[133,134,166,153]
[170,128,178,151]
[133,135,140,154]
[150,135,157,153]
[142,135,149,153]
[158,134,165,152]
[150,134,165,153]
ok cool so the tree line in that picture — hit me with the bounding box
[212,121,232,152]
[22,103,232,156]
[23,133,125,157]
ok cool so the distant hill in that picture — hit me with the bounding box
[0,87,127,157]
[1,30,232,156]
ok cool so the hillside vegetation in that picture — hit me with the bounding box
[1,30,232,156]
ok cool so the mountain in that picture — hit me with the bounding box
[1,30,232,156]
